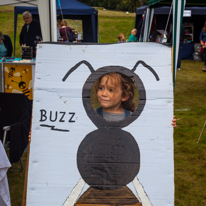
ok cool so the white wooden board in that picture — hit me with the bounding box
[27,43,173,206]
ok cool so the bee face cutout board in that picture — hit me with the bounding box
[28,43,173,206]
[4,64,33,100]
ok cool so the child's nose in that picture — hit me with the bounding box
[102,89,108,96]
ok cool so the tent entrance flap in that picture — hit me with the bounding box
[37,0,52,42]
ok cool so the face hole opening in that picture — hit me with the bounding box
[90,72,139,121]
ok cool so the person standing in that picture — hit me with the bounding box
[59,21,73,42]
[200,21,206,71]
[19,11,42,58]
[57,15,62,41]
[128,29,138,42]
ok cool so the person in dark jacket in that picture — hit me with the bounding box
[59,20,74,42]
[19,11,42,58]
[0,31,13,57]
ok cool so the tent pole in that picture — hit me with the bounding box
[91,14,96,42]
[14,7,18,57]
[50,0,57,42]
[143,8,154,42]
[173,0,186,87]
[97,11,99,43]
[49,0,52,41]
[163,1,173,43]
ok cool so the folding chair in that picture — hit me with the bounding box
[2,126,23,172]
[0,93,32,172]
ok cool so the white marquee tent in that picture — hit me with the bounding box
[0,0,57,42]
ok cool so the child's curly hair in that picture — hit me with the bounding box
[117,33,124,41]
[95,72,136,112]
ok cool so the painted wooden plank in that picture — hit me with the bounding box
[133,177,152,206]
[75,186,141,205]
[63,178,85,206]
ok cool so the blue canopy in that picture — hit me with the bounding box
[56,0,96,15]
[14,0,98,56]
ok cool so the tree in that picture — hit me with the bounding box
[78,0,150,12]
[138,0,144,6]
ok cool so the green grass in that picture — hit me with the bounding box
[7,152,27,206]
[1,5,206,206]
[95,7,136,43]
[94,7,136,18]
[99,17,135,43]
[174,60,206,205]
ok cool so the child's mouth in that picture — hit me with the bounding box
[100,98,110,102]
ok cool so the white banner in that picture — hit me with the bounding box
[183,10,191,17]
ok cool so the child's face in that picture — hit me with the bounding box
[121,35,125,41]
[132,30,137,36]
[97,76,128,113]
[57,19,62,24]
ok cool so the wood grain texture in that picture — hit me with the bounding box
[74,186,142,206]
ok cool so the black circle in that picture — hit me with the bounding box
[19,81,26,89]
[77,128,140,190]
[82,66,146,128]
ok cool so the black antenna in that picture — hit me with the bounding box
[62,60,95,82]
[11,80,18,84]
[132,60,160,81]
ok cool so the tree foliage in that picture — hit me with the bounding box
[78,0,149,12]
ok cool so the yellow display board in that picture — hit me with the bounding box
[4,64,33,100]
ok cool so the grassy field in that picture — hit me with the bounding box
[95,7,136,18]
[98,17,135,43]
[174,60,206,205]
[1,5,206,206]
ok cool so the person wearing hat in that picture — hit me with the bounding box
[0,31,13,58]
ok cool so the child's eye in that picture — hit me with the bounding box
[99,86,103,90]
[109,89,113,92]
